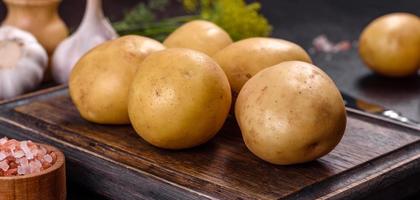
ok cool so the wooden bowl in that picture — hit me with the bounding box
[0,144,66,200]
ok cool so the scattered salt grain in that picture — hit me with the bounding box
[313,35,334,52]
[312,34,352,54]
[0,137,57,177]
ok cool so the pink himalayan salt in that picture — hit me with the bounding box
[312,34,352,53]
[0,137,57,177]
[0,152,6,160]
[0,160,9,171]
[0,138,7,145]
[43,154,53,163]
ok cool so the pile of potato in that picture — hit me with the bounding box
[69,20,346,165]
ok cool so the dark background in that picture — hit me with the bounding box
[0,0,419,199]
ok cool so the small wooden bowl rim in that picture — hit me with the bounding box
[0,143,64,180]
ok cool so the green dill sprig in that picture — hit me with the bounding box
[113,0,272,41]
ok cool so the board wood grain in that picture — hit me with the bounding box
[0,87,418,200]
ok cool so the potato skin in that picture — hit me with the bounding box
[235,61,346,165]
[359,13,420,77]
[128,48,232,149]
[163,20,233,56]
[69,35,165,124]
[213,37,312,95]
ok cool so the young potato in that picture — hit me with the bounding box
[235,61,346,165]
[69,35,165,124]
[128,48,232,149]
[359,13,420,77]
[163,20,233,56]
[213,37,312,95]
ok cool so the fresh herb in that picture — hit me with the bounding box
[113,0,272,41]
[113,0,195,41]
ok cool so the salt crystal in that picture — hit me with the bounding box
[312,34,352,54]
[0,138,57,177]
[313,35,334,52]
[43,154,53,163]
[13,150,25,158]
[29,160,42,173]
[20,141,34,160]
[35,160,42,168]
[50,152,57,162]
[41,162,52,170]
[8,143,16,152]
[17,157,29,167]
[0,152,6,161]
[332,41,351,52]
[31,148,39,157]
[39,146,47,156]
[0,137,7,145]
[27,140,35,146]
[6,139,18,147]
[0,160,9,171]
[17,166,25,175]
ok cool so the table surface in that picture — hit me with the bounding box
[260,0,420,122]
[1,0,419,199]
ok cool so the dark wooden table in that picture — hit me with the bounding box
[262,0,420,122]
[0,0,419,199]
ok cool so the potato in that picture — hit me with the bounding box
[235,61,346,165]
[163,20,232,56]
[213,37,312,95]
[128,48,231,149]
[69,36,165,124]
[359,13,420,77]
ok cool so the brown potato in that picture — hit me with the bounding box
[213,37,312,95]
[163,20,232,56]
[235,61,346,165]
[69,36,165,124]
[128,48,231,149]
[359,13,420,77]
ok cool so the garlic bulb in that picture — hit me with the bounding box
[0,26,48,100]
[51,0,118,84]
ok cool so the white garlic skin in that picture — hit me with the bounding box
[0,26,48,100]
[51,0,118,84]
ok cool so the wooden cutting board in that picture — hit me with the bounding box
[0,86,418,200]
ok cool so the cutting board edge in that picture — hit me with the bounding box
[0,110,419,199]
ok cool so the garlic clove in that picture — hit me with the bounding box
[51,0,118,84]
[0,26,47,100]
